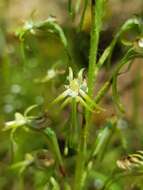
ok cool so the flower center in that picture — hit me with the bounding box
[69,79,80,93]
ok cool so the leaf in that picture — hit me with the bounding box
[111,48,138,113]
[43,128,63,166]
[68,0,74,18]
[94,80,112,103]
[116,118,128,150]
[88,0,105,96]
[16,17,70,58]
[76,96,93,112]
[50,177,60,190]
[24,104,38,117]
[79,89,105,112]
[52,90,69,105]
[107,17,142,65]
[97,46,111,68]
[91,117,117,160]
[87,170,122,190]
[78,0,88,31]
[10,153,34,175]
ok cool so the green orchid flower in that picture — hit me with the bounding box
[10,153,34,175]
[35,68,65,83]
[3,105,38,132]
[52,67,103,112]
[3,105,38,148]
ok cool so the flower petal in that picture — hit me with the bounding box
[52,90,69,104]
[79,89,105,112]
[60,97,71,109]
[76,96,93,112]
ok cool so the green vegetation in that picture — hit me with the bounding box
[0,0,143,189]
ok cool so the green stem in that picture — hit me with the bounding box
[68,0,73,17]
[20,41,27,73]
[74,128,86,190]
[74,1,104,189]
[112,48,135,113]
[43,128,63,167]
[132,65,141,127]
[103,171,143,190]
[75,0,82,14]
[86,0,105,131]
[71,99,78,145]
[78,0,88,32]
[94,79,112,103]
[18,174,24,190]
[88,0,104,97]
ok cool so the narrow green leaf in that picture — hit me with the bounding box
[78,0,88,31]
[91,118,117,160]
[95,80,112,103]
[24,104,38,117]
[111,48,135,113]
[60,97,71,109]
[52,90,68,105]
[79,89,104,111]
[88,0,105,97]
[43,128,63,166]
[76,96,93,112]
[97,46,111,68]
[50,177,60,190]
[68,0,74,18]
[16,17,70,58]
[107,17,142,66]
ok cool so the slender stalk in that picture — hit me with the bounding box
[78,0,88,32]
[94,79,112,103]
[74,128,86,190]
[70,99,78,147]
[88,0,104,97]
[68,0,73,17]
[74,1,104,189]
[72,99,78,134]
[43,128,63,167]
[20,41,27,73]
[85,0,105,133]
[18,174,24,190]
[103,171,143,190]
[132,65,141,127]
[75,0,82,14]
